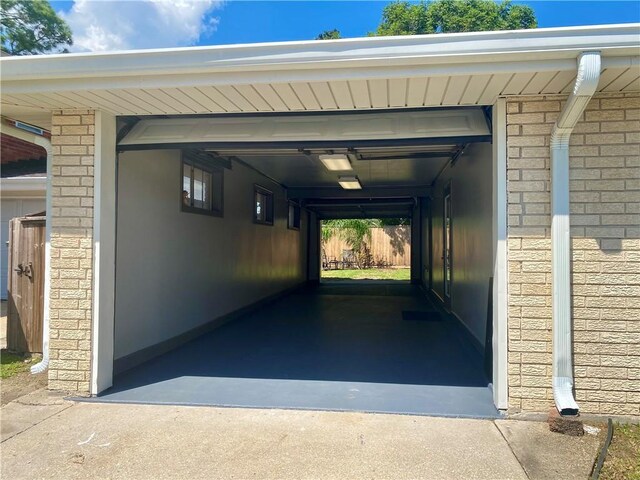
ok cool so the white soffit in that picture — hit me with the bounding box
[118,109,490,147]
[1,24,638,130]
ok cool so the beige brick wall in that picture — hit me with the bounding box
[506,92,640,416]
[48,110,96,394]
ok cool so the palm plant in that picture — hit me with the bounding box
[322,219,382,268]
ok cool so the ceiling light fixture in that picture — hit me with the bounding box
[319,154,352,171]
[338,176,362,190]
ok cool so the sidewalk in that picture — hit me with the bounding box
[1,389,602,480]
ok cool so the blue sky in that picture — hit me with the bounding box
[204,1,640,44]
[50,1,640,52]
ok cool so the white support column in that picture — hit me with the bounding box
[91,111,117,395]
[492,98,508,410]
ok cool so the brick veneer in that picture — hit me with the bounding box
[506,92,640,416]
[48,109,96,394]
[45,100,640,414]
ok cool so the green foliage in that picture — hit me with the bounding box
[374,0,537,36]
[316,29,342,40]
[322,267,411,281]
[322,219,382,253]
[1,0,73,55]
[600,423,640,480]
[0,350,37,379]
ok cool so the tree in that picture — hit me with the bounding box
[1,0,72,55]
[374,0,536,36]
[322,219,381,253]
[316,29,342,40]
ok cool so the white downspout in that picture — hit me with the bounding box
[0,121,52,375]
[551,51,600,415]
[30,135,52,375]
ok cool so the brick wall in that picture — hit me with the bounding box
[506,92,640,416]
[0,133,47,164]
[48,110,96,394]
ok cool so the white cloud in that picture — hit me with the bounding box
[61,0,223,52]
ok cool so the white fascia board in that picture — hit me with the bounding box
[1,24,638,91]
[0,176,47,193]
[1,59,583,95]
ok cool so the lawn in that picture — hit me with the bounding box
[322,267,410,281]
[0,350,39,379]
[600,423,640,480]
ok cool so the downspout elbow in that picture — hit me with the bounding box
[550,51,601,416]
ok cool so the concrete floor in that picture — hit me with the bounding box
[94,284,498,418]
[1,389,603,480]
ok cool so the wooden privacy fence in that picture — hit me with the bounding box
[323,226,411,267]
[7,214,45,353]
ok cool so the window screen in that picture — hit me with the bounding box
[254,185,274,225]
[182,155,223,217]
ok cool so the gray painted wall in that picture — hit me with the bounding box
[428,142,493,345]
[114,150,308,360]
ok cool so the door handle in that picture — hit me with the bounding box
[14,262,33,279]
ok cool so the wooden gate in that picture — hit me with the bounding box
[7,214,45,353]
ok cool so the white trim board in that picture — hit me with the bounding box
[491,98,508,411]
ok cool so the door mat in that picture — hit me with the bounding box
[402,310,443,322]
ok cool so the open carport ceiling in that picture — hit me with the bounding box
[304,198,415,219]
[117,107,491,200]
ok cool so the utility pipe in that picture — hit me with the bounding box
[551,51,601,415]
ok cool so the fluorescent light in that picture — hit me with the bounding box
[338,176,362,190]
[319,154,352,171]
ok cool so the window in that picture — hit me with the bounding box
[182,154,223,217]
[288,202,301,230]
[254,185,274,225]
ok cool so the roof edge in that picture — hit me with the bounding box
[1,23,638,82]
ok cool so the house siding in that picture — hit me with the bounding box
[47,109,96,394]
[506,92,640,416]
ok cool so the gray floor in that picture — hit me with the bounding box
[90,283,499,418]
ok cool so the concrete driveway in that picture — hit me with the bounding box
[1,389,601,480]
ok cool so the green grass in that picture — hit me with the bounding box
[600,423,640,480]
[322,267,411,281]
[0,350,39,379]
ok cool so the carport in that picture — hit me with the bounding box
[88,106,500,417]
[2,23,639,419]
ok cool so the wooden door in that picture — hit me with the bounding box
[7,216,45,353]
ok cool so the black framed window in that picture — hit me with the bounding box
[254,185,274,225]
[288,202,301,230]
[182,153,223,217]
